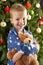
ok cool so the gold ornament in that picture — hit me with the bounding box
[36,27,41,33]
[23,0,25,1]
[27,14,31,20]
[1,0,6,2]
[0,21,6,27]
[36,3,40,8]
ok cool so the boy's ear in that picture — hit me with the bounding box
[10,18,13,24]
[27,15,28,20]
[10,18,12,21]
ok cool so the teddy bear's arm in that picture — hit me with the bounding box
[7,49,17,60]
[12,51,24,63]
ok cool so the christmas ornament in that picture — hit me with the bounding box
[38,18,43,26]
[4,6,10,12]
[36,27,41,33]
[25,2,31,9]
[36,14,38,16]
[1,0,6,2]
[30,10,34,19]
[40,0,43,11]
[0,21,6,27]
[27,14,31,20]
[23,0,25,1]
[0,39,3,44]
[31,10,34,15]
[36,3,40,8]
[0,34,3,44]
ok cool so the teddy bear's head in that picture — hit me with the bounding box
[18,32,33,44]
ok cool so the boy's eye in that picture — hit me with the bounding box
[16,18,19,21]
[23,18,25,20]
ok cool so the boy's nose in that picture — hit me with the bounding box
[19,19,24,23]
[19,20,24,25]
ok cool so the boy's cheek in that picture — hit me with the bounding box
[10,17,15,21]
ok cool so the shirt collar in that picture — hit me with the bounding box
[11,27,32,35]
[11,27,18,35]
[11,27,25,35]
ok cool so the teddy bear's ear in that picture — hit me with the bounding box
[24,33,33,39]
[18,32,23,38]
[18,32,26,41]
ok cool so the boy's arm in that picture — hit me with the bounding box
[12,51,24,63]
[36,43,40,53]
[33,38,40,53]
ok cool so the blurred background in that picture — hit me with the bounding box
[0,0,43,65]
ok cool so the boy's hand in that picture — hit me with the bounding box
[36,43,40,53]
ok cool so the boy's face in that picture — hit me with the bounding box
[10,10,27,32]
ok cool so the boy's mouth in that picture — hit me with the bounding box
[17,24,24,27]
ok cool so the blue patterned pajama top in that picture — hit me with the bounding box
[7,27,37,65]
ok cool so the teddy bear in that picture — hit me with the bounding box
[7,32,40,65]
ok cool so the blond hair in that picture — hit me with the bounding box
[10,4,27,18]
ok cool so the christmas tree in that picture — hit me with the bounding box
[0,0,43,65]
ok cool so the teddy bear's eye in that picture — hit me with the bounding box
[29,40,31,43]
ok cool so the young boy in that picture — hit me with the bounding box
[7,4,39,65]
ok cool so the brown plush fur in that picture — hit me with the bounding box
[18,32,33,44]
[7,32,39,65]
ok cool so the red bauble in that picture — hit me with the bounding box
[38,18,43,26]
[4,6,10,12]
[0,39,3,44]
[25,2,31,9]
